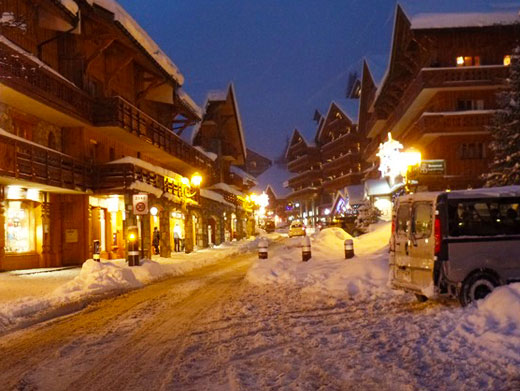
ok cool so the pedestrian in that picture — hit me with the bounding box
[153,227,160,255]
[174,223,181,252]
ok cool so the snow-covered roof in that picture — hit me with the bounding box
[85,0,184,85]
[58,0,79,15]
[411,11,520,30]
[335,100,359,123]
[200,189,236,208]
[177,89,202,119]
[107,156,185,181]
[344,184,365,204]
[228,83,247,161]
[230,165,257,184]
[253,163,291,199]
[209,182,245,197]
[194,146,217,161]
[365,178,403,197]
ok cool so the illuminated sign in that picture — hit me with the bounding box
[163,176,197,200]
[377,133,421,185]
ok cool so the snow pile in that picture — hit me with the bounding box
[455,283,520,360]
[0,237,264,334]
[247,223,392,299]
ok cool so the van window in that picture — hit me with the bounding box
[396,204,410,234]
[448,198,520,236]
[412,202,432,238]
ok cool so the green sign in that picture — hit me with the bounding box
[419,160,445,175]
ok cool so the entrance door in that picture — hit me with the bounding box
[208,218,216,245]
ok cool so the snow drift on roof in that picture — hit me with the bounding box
[411,11,520,30]
[335,100,359,123]
[85,0,184,85]
[231,165,257,184]
[178,89,202,119]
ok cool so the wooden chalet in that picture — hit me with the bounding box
[0,0,226,270]
[192,84,257,242]
[361,5,520,190]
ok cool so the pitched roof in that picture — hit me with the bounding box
[411,11,520,30]
[315,100,359,142]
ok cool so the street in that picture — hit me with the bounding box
[1,245,518,391]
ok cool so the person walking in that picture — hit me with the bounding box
[152,227,160,255]
[173,223,181,252]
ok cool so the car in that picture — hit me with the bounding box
[264,220,275,233]
[288,220,306,238]
[389,186,520,306]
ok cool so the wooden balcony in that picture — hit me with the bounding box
[371,65,508,139]
[320,133,358,157]
[95,163,163,193]
[288,169,322,188]
[322,172,362,192]
[286,186,320,201]
[404,110,494,146]
[0,38,93,124]
[322,152,360,175]
[93,96,213,175]
[0,133,91,191]
[287,152,320,172]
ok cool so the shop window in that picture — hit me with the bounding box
[460,143,485,160]
[504,55,511,66]
[456,56,480,67]
[5,201,36,253]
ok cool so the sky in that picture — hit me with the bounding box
[118,0,517,161]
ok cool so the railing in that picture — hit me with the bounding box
[405,110,494,145]
[95,163,163,193]
[0,39,93,122]
[287,169,322,187]
[93,96,214,174]
[287,153,320,172]
[322,171,362,189]
[320,132,357,155]
[322,152,360,175]
[0,134,92,191]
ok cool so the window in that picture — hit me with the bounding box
[5,201,36,253]
[456,56,480,67]
[460,143,485,160]
[412,202,432,239]
[396,204,410,234]
[448,198,520,236]
[504,55,511,66]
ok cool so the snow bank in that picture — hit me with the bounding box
[0,237,263,334]
[246,223,393,300]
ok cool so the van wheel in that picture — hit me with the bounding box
[459,273,498,306]
[415,294,428,303]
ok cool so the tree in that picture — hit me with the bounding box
[484,46,520,187]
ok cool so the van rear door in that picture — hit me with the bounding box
[392,202,412,285]
[409,201,435,293]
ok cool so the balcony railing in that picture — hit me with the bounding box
[384,65,508,134]
[322,152,360,175]
[322,171,362,190]
[288,169,322,187]
[95,163,164,193]
[0,133,91,191]
[405,110,495,145]
[93,96,213,174]
[0,38,93,122]
[287,153,320,172]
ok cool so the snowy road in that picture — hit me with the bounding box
[0,248,518,391]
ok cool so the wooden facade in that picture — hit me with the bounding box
[361,6,520,190]
[0,0,251,270]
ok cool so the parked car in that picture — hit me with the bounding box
[288,220,306,238]
[389,186,520,306]
[264,220,275,233]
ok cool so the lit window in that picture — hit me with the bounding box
[456,56,464,66]
[504,55,511,66]
[456,56,480,67]
[5,201,36,253]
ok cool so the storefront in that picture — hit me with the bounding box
[89,195,125,259]
[3,185,44,270]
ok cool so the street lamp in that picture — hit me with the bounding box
[191,172,202,188]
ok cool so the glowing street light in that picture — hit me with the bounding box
[191,172,202,188]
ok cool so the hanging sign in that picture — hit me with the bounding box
[133,194,149,215]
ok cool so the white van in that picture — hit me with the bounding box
[389,186,520,305]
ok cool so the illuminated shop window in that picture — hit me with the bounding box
[456,56,480,67]
[5,201,35,253]
[504,55,511,66]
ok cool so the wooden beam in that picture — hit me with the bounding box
[136,76,166,102]
[106,54,134,88]
[85,38,115,73]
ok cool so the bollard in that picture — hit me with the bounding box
[93,240,100,262]
[127,225,140,266]
[344,238,354,259]
[301,236,311,262]
[258,238,268,259]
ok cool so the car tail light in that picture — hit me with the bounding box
[434,216,441,255]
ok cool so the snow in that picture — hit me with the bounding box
[128,181,162,198]
[85,0,184,85]
[247,223,392,299]
[57,0,79,15]
[200,188,235,208]
[209,182,245,197]
[0,237,266,334]
[177,89,202,119]
[230,164,257,184]
[194,146,217,161]
[411,11,520,30]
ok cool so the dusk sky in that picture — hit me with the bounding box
[119,0,515,160]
